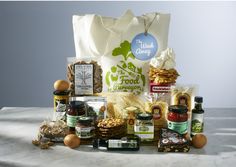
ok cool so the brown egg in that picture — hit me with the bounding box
[64,134,80,149]
[54,80,69,91]
[192,134,207,149]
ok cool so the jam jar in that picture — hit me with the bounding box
[167,105,188,134]
[75,117,95,139]
[67,101,86,131]
[134,113,154,142]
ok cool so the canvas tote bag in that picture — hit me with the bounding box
[73,10,170,94]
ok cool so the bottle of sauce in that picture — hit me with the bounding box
[67,101,86,131]
[191,96,204,137]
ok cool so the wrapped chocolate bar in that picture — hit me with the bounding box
[158,128,190,152]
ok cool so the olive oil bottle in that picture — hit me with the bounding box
[191,96,205,137]
[93,135,140,151]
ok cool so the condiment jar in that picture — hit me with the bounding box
[67,101,87,131]
[75,117,95,139]
[134,113,154,142]
[53,90,69,112]
[167,105,188,134]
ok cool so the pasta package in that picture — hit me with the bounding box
[171,85,197,119]
[96,92,146,119]
[145,101,168,131]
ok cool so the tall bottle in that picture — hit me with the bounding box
[191,96,204,137]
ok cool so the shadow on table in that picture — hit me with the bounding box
[0,160,39,167]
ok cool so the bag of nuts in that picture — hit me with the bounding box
[67,57,103,96]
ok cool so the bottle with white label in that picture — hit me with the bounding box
[191,96,204,137]
[93,135,140,151]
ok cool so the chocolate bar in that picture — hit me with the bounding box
[158,128,190,152]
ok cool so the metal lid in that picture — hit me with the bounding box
[168,105,188,114]
[137,113,153,120]
[69,101,86,108]
[78,117,93,123]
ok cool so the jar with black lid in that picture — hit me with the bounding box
[67,101,87,131]
[75,117,95,139]
[53,90,69,112]
[167,105,188,135]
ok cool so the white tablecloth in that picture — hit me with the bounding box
[0,107,236,167]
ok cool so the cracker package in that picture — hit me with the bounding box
[73,10,170,94]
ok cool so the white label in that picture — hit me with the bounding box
[108,140,122,148]
[191,113,204,134]
[134,125,154,140]
[75,126,94,139]
[74,64,93,95]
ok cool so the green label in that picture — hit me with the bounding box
[191,113,204,134]
[66,114,79,127]
[167,121,188,134]
[105,40,146,95]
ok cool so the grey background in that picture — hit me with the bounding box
[0,1,236,108]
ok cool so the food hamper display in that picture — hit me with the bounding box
[32,10,207,152]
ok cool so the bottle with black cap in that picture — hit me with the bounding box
[191,96,205,137]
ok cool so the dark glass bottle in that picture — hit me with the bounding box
[67,101,86,131]
[93,135,140,151]
[191,96,205,137]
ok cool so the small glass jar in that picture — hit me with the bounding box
[53,90,69,112]
[134,113,154,142]
[167,105,188,134]
[75,117,95,139]
[67,101,86,131]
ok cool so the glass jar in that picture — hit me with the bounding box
[167,105,188,134]
[67,101,86,131]
[134,113,154,142]
[75,117,95,139]
[53,90,69,112]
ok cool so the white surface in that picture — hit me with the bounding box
[0,107,236,167]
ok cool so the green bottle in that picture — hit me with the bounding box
[191,96,204,137]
